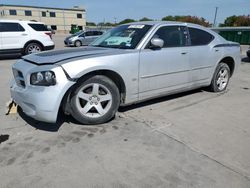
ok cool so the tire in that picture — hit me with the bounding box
[74,40,82,47]
[209,62,230,92]
[70,75,120,125]
[24,43,42,55]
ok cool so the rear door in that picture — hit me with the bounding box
[187,27,218,84]
[83,31,96,45]
[1,22,28,50]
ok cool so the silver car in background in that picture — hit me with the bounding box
[10,21,241,125]
[64,30,104,47]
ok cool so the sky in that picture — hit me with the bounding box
[1,0,250,25]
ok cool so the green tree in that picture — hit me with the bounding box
[162,16,175,21]
[220,15,250,26]
[162,15,211,27]
[119,19,136,25]
[139,17,153,21]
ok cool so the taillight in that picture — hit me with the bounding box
[45,32,52,39]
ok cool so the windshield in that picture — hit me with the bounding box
[91,24,152,49]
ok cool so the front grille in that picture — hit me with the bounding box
[13,68,26,88]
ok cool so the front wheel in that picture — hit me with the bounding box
[70,75,120,125]
[74,40,82,47]
[209,62,230,92]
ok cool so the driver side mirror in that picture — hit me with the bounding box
[150,38,164,49]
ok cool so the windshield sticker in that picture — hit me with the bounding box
[128,25,145,29]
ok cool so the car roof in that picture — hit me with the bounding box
[0,19,45,25]
[125,21,206,29]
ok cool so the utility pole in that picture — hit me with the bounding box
[213,7,218,27]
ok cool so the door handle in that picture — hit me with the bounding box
[21,33,28,36]
[181,52,188,55]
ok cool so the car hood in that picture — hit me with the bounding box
[22,47,129,65]
[65,35,75,40]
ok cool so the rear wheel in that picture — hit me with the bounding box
[24,43,42,55]
[209,62,230,92]
[70,75,120,125]
[74,40,82,47]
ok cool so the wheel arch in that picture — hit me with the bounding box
[218,56,235,77]
[23,40,45,53]
[61,69,127,114]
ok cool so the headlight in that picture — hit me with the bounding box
[30,71,56,86]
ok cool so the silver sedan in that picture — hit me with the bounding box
[10,21,241,124]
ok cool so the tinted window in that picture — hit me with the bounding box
[0,22,25,32]
[77,14,82,18]
[153,26,187,47]
[25,10,32,16]
[188,27,214,46]
[50,12,56,17]
[42,11,46,17]
[93,31,103,36]
[85,31,94,36]
[9,10,17,15]
[28,24,49,31]
[51,25,57,30]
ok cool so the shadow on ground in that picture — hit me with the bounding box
[0,54,22,60]
[17,107,82,132]
[242,57,250,63]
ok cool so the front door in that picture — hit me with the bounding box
[139,25,191,99]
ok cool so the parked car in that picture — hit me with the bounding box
[64,30,104,47]
[0,20,54,55]
[10,21,241,125]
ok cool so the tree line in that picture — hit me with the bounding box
[87,15,250,27]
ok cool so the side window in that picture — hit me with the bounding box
[28,24,48,31]
[188,27,214,46]
[1,23,25,32]
[153,26,187,47]
[85,31,94,36]
[93,31,101,36]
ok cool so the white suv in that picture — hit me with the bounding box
[0,20,54,55]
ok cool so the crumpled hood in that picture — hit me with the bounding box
[22,47,125,65]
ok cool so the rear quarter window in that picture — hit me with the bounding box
[0,22,25,32]
[188,27,214,46]
[28,23,49,31]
